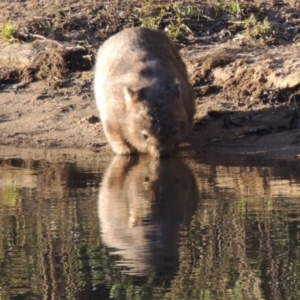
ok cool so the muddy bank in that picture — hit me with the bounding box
[0,1,299,159]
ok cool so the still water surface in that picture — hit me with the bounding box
[0,147,300,300]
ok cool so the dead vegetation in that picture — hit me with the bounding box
[1,1,299,84]
[0,1,299,82]
[1,1,300,52]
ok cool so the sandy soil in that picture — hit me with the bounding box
[0,1,300,159]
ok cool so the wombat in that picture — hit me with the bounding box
[94,27,195,157]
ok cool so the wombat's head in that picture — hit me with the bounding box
[123,81,189,157]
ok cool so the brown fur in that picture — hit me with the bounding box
[94,27,195,157]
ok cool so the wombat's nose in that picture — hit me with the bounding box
[150,146,173,158]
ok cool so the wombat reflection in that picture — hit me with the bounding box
[94,27,195,157]
[98,156,199,276]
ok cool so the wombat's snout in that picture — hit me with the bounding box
[149,144,175,158]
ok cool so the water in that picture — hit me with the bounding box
[0,146,300,300]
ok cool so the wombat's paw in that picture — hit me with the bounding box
[111,142,135,155]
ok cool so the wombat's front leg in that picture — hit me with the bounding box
[102,122,135,155]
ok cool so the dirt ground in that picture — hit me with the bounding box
[0,1,300,159]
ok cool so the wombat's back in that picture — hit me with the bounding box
[95,27,187,79]
[95,27,194,115]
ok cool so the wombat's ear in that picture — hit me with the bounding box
[123,87,139,104]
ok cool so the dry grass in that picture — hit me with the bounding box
[0,0,298,47]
